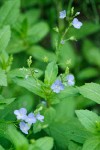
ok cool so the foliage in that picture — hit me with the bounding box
[0,0,100,150]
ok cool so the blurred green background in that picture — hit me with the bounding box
[0,0,100,149]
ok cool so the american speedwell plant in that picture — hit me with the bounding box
[0,0,100,150]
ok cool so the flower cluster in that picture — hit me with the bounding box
[59,10,82,29]
[14,108,44,134]
[51,74,75,93]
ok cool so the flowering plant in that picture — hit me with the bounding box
[0,0,100,150]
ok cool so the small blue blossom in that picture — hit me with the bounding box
[51,80,64,93]
[68,80,75,86]
[72,18,82,29]
[25,113,36,125]
[66,74,75,86]
[19,121,30,134]
[36,113,44,122]
[59,10,66,19]
[66,74,74,81]
[61,40,65,45]
[14,108,27,120]
[14,108,45,134]
[41,100,47,106]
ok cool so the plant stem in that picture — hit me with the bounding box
[61,23,71,40]
[56,23,71,62]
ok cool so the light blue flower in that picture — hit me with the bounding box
[14,108,27,120]
[68,80,75,86]
[61,40,65,44]
[66,74,75,86]
[25,113,36,125]
[66,74,74,81]
[51,80,64,93]
[36,113,44,122]
[72,18,82,29]
[19,121,30,134]
[59,10,66,19]
[41,100,47,106]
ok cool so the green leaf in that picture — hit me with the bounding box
[27,45,56,62]
[68,141,82,150]
[33,122,43,134]
[21,0,38,7]
[45,119,91,149]
[33,107,56,134]
[50,87,79,104]
[0,123,29,150]
[0,97,15,110]
[68,22,100,39]
[44,107,56,125]
[0,94,34,120]
[36,137,53,150]
[29,137,53,150]
[0,98,15,104]
[76,110,100,133]
[0,26,11,52]
[77,83,100,104]
[0,69,7,86]
[77,68,99,80]
[54,97,75,120]
[27,22,49,43]
[7,37,25,54]
[0,145,5,150]
[76,95,95,109]
[82,40,100,67]
[58,87,79,99]
[0,0,20,27]
[50,87,78,104]
[13,77,45,98]
[58,42,77,69]
[44,61,58,85]
[8,68,43,79]
[23,9,41,25]
[82,136,100,150]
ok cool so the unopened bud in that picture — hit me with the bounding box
[43,56,48,63]
[65,67,69,75]
[53,27,59,33]
[27,56,32,67]
[30,139,35,144]
[76,12,80,15]
[66,59,71,65]
[71,7,74,15]
[69,36,77,41]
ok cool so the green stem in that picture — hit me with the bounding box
[61,23,71,40]
[56,23,72,62]
[54,0,73,62]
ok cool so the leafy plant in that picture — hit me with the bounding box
[0,0,100,150]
